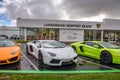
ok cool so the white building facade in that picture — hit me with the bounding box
[0,27,20,39]
[17,18,120,43]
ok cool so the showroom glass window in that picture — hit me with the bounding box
[103,30,120,42]
[84,30,101,41]
[26,28,59,40]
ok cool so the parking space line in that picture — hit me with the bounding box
[21,51,117,70]
[21,51,39,70]
[82,58,117,70]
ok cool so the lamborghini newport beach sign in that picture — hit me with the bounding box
[44,24,92,28]
[17,19,103,30]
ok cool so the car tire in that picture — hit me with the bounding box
[38,50,44,65]
[71,46,77,52]
[26,45,30,55]
[100,51,112,64]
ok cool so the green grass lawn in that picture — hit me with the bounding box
[1,73,120,80]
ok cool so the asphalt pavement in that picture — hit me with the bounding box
[0,43,120,70]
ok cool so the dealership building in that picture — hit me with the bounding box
[0,18,120,42]
[0,26,20,39]
[17,18,120,43]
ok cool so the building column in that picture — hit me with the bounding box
[101,30,103,41]
[24,28,27,40]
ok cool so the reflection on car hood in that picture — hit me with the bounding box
[45,46,77,57]
[0,46,20,59]
[110,48,120,53]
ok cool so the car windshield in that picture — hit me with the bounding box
[98,42,120,49]
[0,40,15,47]
[42,40,66,48]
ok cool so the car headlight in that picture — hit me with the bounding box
[48,52,56,57]
[73,49,76,53]
[11,50,18,55]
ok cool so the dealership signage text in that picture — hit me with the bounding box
[44,24,92,28]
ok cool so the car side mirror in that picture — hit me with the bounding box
[93,45,99,48]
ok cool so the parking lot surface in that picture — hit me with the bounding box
[0,43,120,70]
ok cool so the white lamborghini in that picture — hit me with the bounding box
[26,40,77,66]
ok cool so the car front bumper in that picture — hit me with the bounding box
[44,56,78,66]
[0,55,20,65]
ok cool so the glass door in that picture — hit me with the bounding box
[108,32,117,43]
[84,30,101,41]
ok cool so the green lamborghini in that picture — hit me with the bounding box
[71,41,120,64]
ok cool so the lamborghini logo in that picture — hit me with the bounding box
[96,23,101,28]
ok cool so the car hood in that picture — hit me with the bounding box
[0,46,20,59]
[44,46,77,58]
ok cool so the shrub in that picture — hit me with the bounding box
[15,40,31,43]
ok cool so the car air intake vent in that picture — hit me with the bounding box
[8,56,18,62]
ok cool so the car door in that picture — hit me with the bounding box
[31,41,41,59]
[82,42,102,59]
[34,41,42,59]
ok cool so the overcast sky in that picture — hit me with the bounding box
[0,0,120,26]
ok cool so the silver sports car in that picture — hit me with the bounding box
[26,40,77,66]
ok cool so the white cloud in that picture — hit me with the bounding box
[3,0,64,19]
[61,0,120,20]
[52,0,62,7]
[79,14,107,22]
[0,7,6,14]
[10,20,16,26]
[2,0,120,22]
